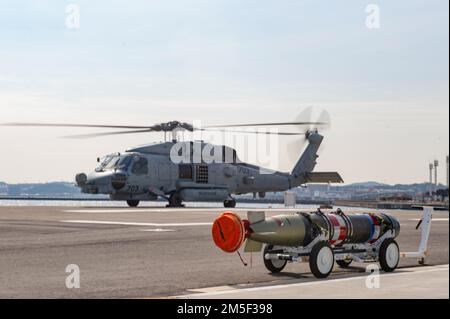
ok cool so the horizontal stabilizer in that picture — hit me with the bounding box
[305,172,344,184]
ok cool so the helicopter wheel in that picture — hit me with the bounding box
[126,200,140,207]
[223,199,236,208]
[168,192,184,208]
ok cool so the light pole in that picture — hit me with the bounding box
[446,155,449,190]
[429,163,434,198]
[434,160,439,199]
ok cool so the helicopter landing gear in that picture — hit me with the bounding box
[167,192,184,208]
[126,200,140,207]
[223,199,236,208]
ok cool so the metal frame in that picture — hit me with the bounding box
[264,207,434,268]
[264,231,395,264]
[400,207,434,264]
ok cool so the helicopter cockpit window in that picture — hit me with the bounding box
[131,157,148,175]
[100,155,133,171]
[96,155,115,172]
[103,157,119,170]
[117,156,133,170]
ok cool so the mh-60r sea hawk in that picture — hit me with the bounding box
[3,120,343,207]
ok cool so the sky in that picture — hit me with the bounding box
[0,0,448,184]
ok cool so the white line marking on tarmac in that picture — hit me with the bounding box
[60,220,212,227]
[140,228,175,232]
[63,208,304,214]
[179,265,449,298]
[64,209,218,214]
[187,286,236,293]
[409,218,449,222]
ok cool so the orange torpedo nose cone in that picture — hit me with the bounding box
[212,211,246,253]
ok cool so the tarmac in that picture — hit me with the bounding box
[182,265,449,299]
[0,205,448,299]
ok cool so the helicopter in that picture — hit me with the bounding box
[2,119,343,208]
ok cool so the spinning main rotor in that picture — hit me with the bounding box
[2,119,327,139]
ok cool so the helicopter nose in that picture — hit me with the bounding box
[75,173,87,186]
[77,171,128,194]
[86,174,111,186]
[78,172,114,194]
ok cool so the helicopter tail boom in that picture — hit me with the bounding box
[291,132,323,177]
[289,132,343,187]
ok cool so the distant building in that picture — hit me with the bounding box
[0,183,8,196]
[379,195,413,202]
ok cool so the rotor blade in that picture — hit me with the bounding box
[63,129,154,139]
[204,121,327,128]
[198,128,307,136]
[294,106,314,132]
[290,106,331,133]
[2,122,155,130]
[316,109,331,131]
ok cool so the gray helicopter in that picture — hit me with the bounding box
[3,120,343,207]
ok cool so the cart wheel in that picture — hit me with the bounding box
[309,241,334,278]
[263,245,287,273]
[379,238,400,272]
[336,259,353,268]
